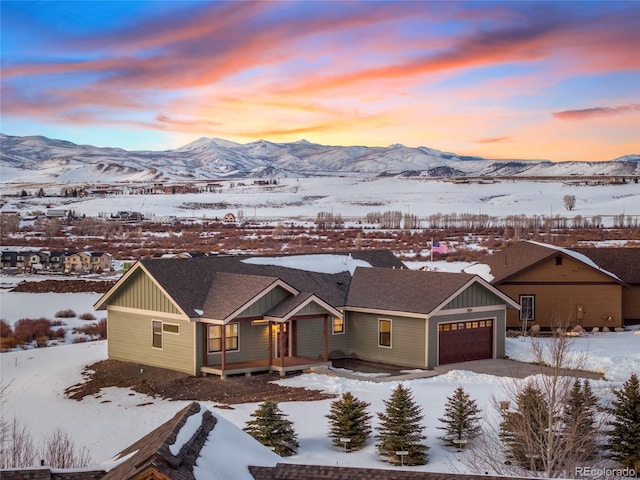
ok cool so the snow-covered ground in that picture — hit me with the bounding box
[1,323,639,477]
[2,177,639,226]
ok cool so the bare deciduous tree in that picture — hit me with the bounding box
[563,195,577,211]
[463,324,604,478]
[40,427,92,469]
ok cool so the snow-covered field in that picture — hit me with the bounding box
[3,177,639,225]
[1,177,639,477]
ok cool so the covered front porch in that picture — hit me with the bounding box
[200,355,331,378]
[199,312,337,379]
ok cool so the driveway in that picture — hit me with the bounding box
[316,358,604,383]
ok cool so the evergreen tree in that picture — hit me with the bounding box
[376,384,428,465]
[606,372,640,469]
[563,379,598,460]
[437,386,482,446]
[326,392,372,451]
[243,401,299,456]
[499,382,549,471]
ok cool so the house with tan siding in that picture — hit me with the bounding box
[94,251,519,377]
[466,241,638,330]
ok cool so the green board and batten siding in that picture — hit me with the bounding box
[442,282,507,310]
[236,286,290,318]
[346,312,426,368]
[108,309,196,375]
[108,268,181,315]
[429,283,508,368]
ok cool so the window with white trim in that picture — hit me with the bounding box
[379,319,391,347]
[520,295,535,321]
[152,320,162,349]
[332,317,344,334]
[208,323,239,353]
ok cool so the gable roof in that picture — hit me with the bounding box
[476,241,624,284]
[101,402,214,480]
[572,247,640,284]
[347,267,476,316]
[201,273,297,321]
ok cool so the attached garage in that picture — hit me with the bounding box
[438,319,493,365]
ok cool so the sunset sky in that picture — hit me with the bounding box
[1,1,639,161]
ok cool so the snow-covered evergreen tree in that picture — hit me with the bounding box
[326,391,372,451]
[606,372,640,469]
[376,384,428,465]
[437,385,482,446]
[243,400,299,456]
[563,379,598,459]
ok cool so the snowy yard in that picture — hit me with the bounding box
[1,326,638,477]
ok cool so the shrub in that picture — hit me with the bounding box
[54,309,76,318]
[13,318,55,344]
[1,337,17,351]
[54,328,66,339]
[78,312,96,321]
[73,319,107,339]
[0,319,13,338]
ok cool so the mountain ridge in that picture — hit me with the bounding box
[1,133,638,183]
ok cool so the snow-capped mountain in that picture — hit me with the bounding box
[1,133,638,183]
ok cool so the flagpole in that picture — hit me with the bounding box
[431,238,433,263]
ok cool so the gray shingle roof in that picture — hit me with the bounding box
[249,463,535,480]
[479,241,556,283]
[202,272,284,320]
[101,402,215,480]
[573,247,640,284]
[139,253,372,317]
[347,267,473,315]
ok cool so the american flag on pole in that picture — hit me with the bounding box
[432,241,448,254]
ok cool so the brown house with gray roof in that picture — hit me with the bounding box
[468,241,638,330]
[94,251,519,377]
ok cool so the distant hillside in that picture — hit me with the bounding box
[1,133,638,183]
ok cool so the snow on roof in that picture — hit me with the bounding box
[194,410,279,480]
[463,263,494,282]
[527,240,623,282]
[241,254,371,275]
[169,403,205,455]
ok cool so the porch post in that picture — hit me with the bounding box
[279,322,285,369]
[202,324,208,369]
[268,321,273,365]
[221,324,226,373]
[323,315,329,362]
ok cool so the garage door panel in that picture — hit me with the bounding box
[439,319,493,365]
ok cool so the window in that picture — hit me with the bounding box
[152,320,162,349]
[520,295,535,321]
[379,319,391,347]
[332,317,344,334]
[162,323,180,334]
[555,256,563,266]
[208,323,239,353]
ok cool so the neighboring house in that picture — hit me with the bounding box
[1,250,18,269]
[223,212,236,223]
[573,247,640,325]
[94,251,519,377]
[65,252,113,273]
[467,241,634,330]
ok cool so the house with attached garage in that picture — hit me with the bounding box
[465,241,639,330]
[94,251,520,377]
